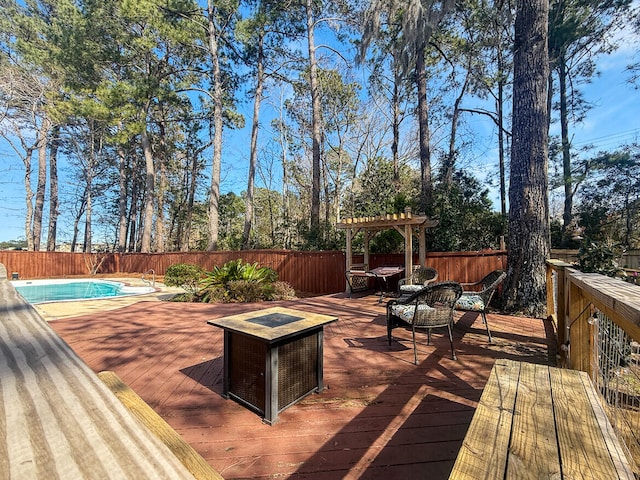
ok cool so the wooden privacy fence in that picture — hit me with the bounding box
[0,250,346,295]
[551,249,640,269]
[0,249,506,296]
[358,250,506,284]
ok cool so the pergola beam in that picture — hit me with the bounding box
[337,207,439,292]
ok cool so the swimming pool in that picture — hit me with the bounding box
[12,279,156,304]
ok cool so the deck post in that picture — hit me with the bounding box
[345,228,353,293]
[567,279,594,374]
[547,260,572,358]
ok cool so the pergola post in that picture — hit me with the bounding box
[418,227,426,268]
[364,231,372,268]
[345,228,353,272]
[404,223,413,280]
[344,228,353,293]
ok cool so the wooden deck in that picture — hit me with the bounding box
[49,293,556,480]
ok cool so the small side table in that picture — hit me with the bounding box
[208,307,337,425]
[369,266,404,302]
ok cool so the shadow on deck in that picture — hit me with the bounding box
[50,293,556,480]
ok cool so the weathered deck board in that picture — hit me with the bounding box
[450,359,635,479]
[98,370,223,480]
[445,357,519,479]
[0,266,196,479]
[550,366,630,479]
[510,362,560,477]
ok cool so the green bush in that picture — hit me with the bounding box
[577,241,625,277]
[201,284,227,303]
[225,280,269,303]
[164,263,205,295]
[168,292,198,302]
[269,281,297,301]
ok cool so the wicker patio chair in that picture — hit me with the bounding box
[345,263,370,297]
[397,266,438,294]
[454,270,506,343]
[386,282,463,364]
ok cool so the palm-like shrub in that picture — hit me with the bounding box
[200,259,282,303]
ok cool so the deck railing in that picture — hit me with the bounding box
[547,260,640,472]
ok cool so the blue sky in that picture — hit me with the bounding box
[0,154,28,243]
[0,31,639,244]
[459,36,640,216]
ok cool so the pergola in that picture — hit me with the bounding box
[336,207,439,278]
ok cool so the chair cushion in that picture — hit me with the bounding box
[455,294,485,312]
[390,303,435,323]
[399,284,424,293]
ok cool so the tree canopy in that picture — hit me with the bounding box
[0,0,638,313]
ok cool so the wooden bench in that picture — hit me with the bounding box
[450,359,636,479]
[98,371,224,480]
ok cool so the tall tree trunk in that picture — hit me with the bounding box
[127,184,139,253]
[46,125,60,251]
[83,123,96,253]
[306,0,322,247]
[33,119,50,251]
[206,0,223,251]
[183,151,199,250]
[416,45,432,214]
[497,58,507,218]
[22,147,35,251]
[155,124,167,253]
[323,154,330,245]
[70,191,86,253]
[83,181,92,253]
[117,143,128,252]
[267,191,276,247]
[136,190,145,251]
[392,59,401,182]
[444,75,470,187]
[277,92,291,249]
[558,56,573,241]
[243,34,265,250]
[127,214,138,252]
[140,122,155,253]
[503,0,550,317]
[156,158,167,252]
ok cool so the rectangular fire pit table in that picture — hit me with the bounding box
[207,306,337,425]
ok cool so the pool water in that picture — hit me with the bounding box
[12,279,155,304]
